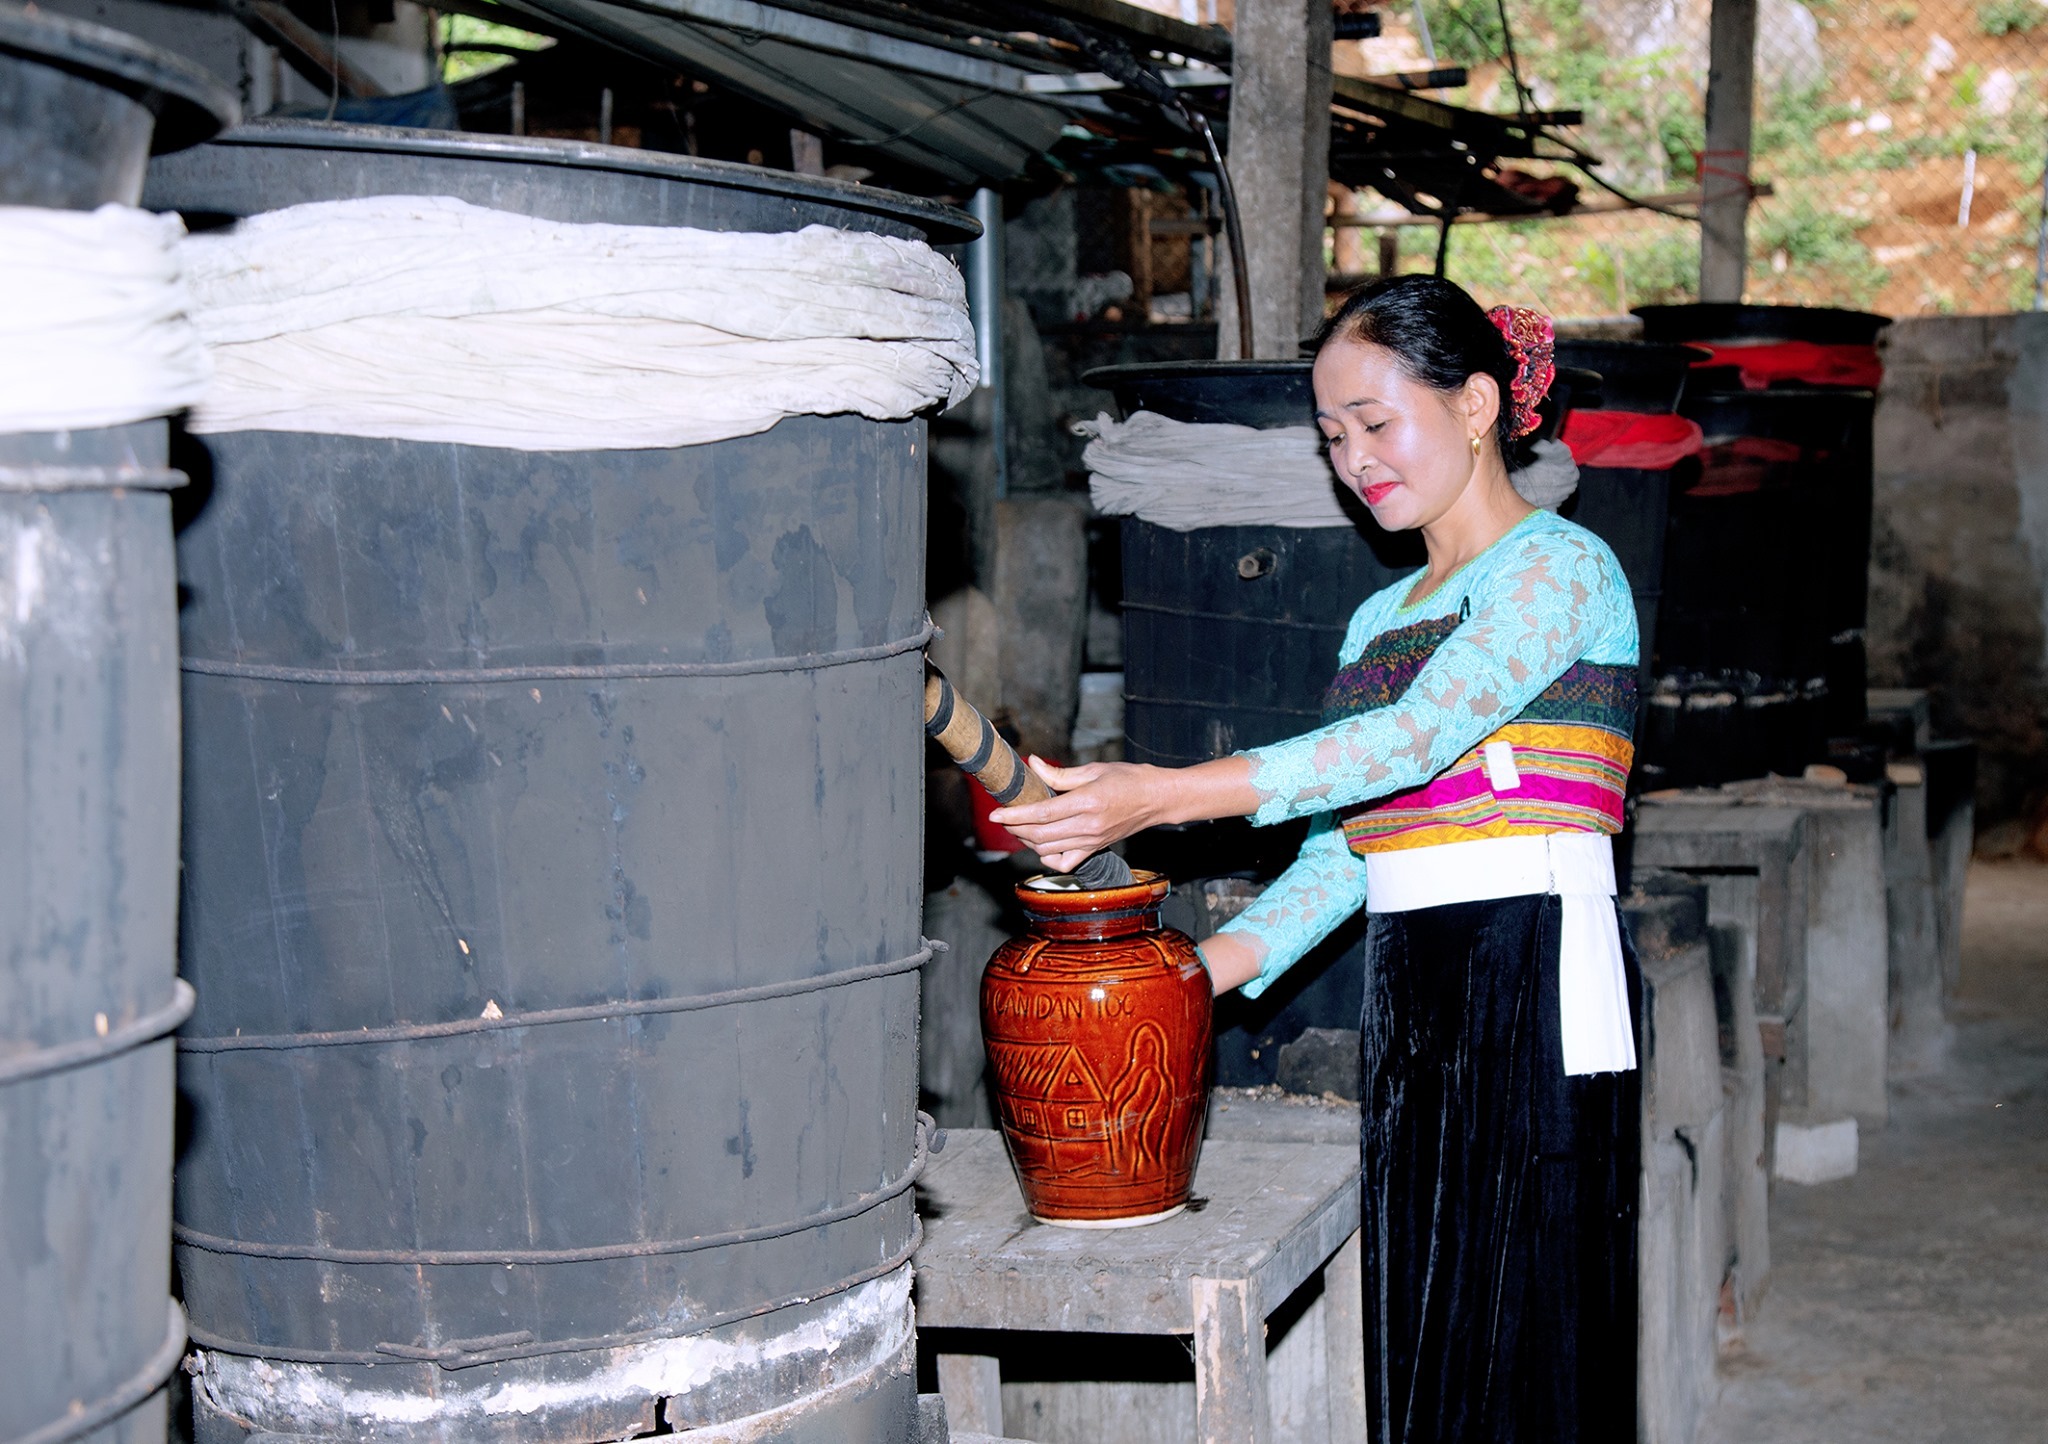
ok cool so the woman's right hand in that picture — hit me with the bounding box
[990,754,1265,874]
[988,758,1177,873]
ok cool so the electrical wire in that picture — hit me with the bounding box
[326,0,340,121]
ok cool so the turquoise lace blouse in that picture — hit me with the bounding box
[1213,509,1638,999]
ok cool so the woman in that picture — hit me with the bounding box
[993,274,1641,1442]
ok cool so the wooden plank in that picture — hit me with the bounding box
[1321,1230,1367,1443]
[1192,1276,1271,1444]
[915,1130,1360,1335]
[936,1353,1005,1435]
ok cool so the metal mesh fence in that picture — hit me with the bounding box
[1349,0,2048,316]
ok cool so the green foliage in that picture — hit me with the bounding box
[1954,63,1983,108]
[1659,108,1706,181]
[1885,3,1920,25]
[1754,81,1858,156]
[1750,196,1889,303]
[1977,0,2041,35]
[1420,0,1508,67]
[439,13,555,85]
[1612,229,1701,305]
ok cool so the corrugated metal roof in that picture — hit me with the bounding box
[481,0,1090,184]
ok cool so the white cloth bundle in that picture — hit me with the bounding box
[1080,411,1354,530]
[0,204,210,432]
[1080,410,1579,531]
[176,194,979,449]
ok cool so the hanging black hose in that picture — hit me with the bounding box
[1033,14,1254,356]
[1185,107,1255,357]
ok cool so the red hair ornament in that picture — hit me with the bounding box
[1487,305,1556,439]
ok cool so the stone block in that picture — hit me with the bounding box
[921,865,1020,1129]
[1639,1107,1727,1444]
[994,497,1089,762]
[1634,800,1801,1321]
[1883,769,1950,1076]
[1633,800,1812,1027]
[1720,778,1890,1127]
[1774,1118,1859,1184]
[1275,1027,1363,1102]
[1925,741,1977,1005]
[1633,883,1729,1444]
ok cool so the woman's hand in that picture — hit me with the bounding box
[989,758,1176,873]
[989,754,1265,874]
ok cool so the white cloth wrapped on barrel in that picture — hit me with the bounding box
[1079,410,1578,531]
[174,194,979,450]
[0,204,210,433]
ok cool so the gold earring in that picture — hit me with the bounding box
[1470,434,1483,456]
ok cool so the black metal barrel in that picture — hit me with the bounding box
[144,123,971,1443]
[1634,304,1888,751]
[1084,361,1397,1088]
[1551,340,1703,788]
[0,13,230,1444]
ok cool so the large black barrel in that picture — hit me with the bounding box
[1634,304,1888,750]
[1551,340,1702,787]
[0,14,230,1444]
[145,124,971,1443]
[1086,362,1393,1088]
[1646,386,1878,784]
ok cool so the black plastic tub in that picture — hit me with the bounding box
[149,122,972,1444]
[1554,339,1709,413]
[1085,361,1416,769]
[1632,303,1891,352]
[0,15,230,1444]
[1669,385,1877,737]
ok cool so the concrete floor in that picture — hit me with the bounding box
[1698,859,2048,1444]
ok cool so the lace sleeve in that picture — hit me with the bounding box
[1213,812,1369,998]
[1241,529,1621,826]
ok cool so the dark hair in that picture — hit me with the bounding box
[1310,275,1521,462]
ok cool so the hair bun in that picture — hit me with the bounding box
[1486,305,1556,439]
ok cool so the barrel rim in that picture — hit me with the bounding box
[1680,386,1878,404]
[1553,339,1715,366]
[1631,302,1893,344]
[0,3,239,154]
[174,119,981,243]
[1083,360,1310,391]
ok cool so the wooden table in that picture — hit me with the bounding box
[913,1128,1364,1444]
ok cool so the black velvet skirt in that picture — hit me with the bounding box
[1358,892,1641,1444]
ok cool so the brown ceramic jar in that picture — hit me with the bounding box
[981,870,1212,1227]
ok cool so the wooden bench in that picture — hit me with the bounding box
[913,1128,1363,1444]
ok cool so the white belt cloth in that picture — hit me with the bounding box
[1364,832,1637,1076]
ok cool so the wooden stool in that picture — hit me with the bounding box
[914,1128,1364,1444]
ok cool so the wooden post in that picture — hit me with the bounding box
[1322,1230,1367,1442]
[1192,1276,1271,1444]
[1699,0,1758,302]
[1218,0,1335,358]
[936,1353,1005,1436]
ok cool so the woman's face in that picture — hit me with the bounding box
[1311,336,1496,532]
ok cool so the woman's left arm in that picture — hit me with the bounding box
[1239,529,1627,826]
